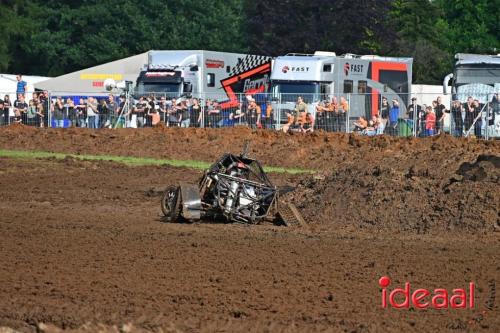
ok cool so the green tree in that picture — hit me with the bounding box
[389,0,452,83]
[4,0,246,76]
[436,0,500,55]
[243,0,395,56]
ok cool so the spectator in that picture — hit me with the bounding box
[376,113,385,135]
[263,101,274,129]
[219,106,234,127]
[27,99,38,126]
[488,92,499,129]
[97,99,108,128]
[406,97,421,130]
[463,96,475,133]
[301,113,314,133]
[16,75,27,96]
[353,116,368,131]
[209,100,221,128]
[472,99,482,138]
[158,96,168,124]
[247,99,262,129]
[134,96,147,128]
[338,96,348,132]
[315,101,326,131]
[362,119,377,136]
[103,94,117,128]
[329,96,339,132]
[147,96,160,126]
[450,100,464,137]
[293,96,307,126]
[75,98,87,128]
[64,98,76,127]
[35,98,44,127]
[87,97,98,128]
[388,99,400,135]
[114,95,128,128]
[0,98,4,126]
[232,102,246,125]
[53,97,65,128]
[39,91,49,127]
[168,98,180,127]
[13,94,28,124]
[143,95,155,127]
[3,95,12,124]
[434,96,446,134]
[425,105,436,137]
[191,98,202,127]
[324,97,336,132]
[179,100,190,128]
[379,96,390,132]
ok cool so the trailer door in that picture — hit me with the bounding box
[370,62,410,117]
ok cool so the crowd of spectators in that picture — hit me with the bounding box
[1,80,498,139]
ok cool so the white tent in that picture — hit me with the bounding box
[0,74,50,102]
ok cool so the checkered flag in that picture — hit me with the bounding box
[229,55,272,76]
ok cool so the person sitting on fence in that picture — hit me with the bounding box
[353,116,368,132]
[285,96,308,130]
[424,105,436,137]
[361,120,377,136]
[301,112,315,133]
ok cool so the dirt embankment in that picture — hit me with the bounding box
[0,124,498,171]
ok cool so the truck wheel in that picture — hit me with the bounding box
[161,186,181,222]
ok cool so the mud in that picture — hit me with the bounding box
[0,126,499,332]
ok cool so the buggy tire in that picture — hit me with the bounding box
[161,186,182,222]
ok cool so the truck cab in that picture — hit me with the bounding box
[443,54,500,137]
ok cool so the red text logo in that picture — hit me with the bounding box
[379,276,475,309]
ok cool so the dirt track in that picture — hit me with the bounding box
[0,126,499,332]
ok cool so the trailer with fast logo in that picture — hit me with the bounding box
[269,51,413,130]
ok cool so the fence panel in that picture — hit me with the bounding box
[2,89,497,140]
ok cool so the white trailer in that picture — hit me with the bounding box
[270,51,413,126]
[136,50,272,104]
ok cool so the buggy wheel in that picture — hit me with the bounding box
[161,186,181,222]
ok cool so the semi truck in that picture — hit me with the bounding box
[135,50,272,106]
[443,53,500,138]
[269,51,413,129]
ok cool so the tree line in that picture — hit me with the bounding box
[0,0,498,84]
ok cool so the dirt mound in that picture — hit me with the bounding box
[1,125,498,172]
[290,153,499,233]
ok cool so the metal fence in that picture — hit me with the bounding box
[1,91,499,139]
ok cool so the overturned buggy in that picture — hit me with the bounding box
[161,146,305,226]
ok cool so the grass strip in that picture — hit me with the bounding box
[0,149,314,174]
